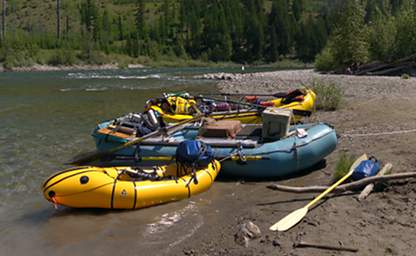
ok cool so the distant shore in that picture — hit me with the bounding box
[0,63,147,72]
[0,58,310,73]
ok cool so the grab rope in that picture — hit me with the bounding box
[341,128,416,138]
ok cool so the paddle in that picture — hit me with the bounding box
[201,92,288,98]
[198,95,312,117]
[67,115,204,165]
[269,154,368,232]
[115,155,270,162]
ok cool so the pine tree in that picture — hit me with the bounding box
[242,0,265,62]
[292,0,303,21]
[135,0,145,39]
[316,0,369,70]
[56,0,61,39]
[100,8,111,54]
[394,6,416,58]
[1,0,6,40]
[272,0,294,56]
[117,15,123,41]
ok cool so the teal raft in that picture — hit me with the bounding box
[92,109,337,178]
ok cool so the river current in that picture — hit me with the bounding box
[0,66,277,255]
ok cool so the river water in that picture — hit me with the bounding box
[0,66,279,255]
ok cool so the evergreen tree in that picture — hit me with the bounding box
[100,8,111,53]
[316,0,369,70]
[117,15,124,41]
[368,7,396,61]
[295,16,327,62]
[135,0,145,39]
[56,0,61,39]
[242,0,265,62]
[1,0,6,40]
[272,0,294,56]
[292,0,303,21]
[394,6,416,58]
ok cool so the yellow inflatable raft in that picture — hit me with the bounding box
[42,161,220,209]
[149,88,315,124]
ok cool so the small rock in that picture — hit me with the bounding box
[183,249,194,256]
[272,240,281,247]
[234,221,262,247]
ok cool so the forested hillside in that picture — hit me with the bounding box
[0,0,415,70]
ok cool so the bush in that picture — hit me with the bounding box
[368,15,396,62]
[311,80,343,111]
[314,46,337,71]
[78,50,109,65]
[47,49,77,66]
[401,73,410,79]
[333,152,355,183]
[3,50,35,68]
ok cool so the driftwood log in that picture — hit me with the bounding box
[294,241,358,253]
[354,54,416,76]
[358,163,392,201]
[267,172,416,193]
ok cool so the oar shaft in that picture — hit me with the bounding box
[201,92,287,97]
[306,170,353,209]
[200,95,311,117]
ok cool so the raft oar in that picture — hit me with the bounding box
[269,154,368,232]
[135,155,270,162]
[67,115,204,165]
[198,95,312,117]
[200,92,288,98]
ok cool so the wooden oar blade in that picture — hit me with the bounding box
[270,207,308,232]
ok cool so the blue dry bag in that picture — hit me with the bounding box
[351,156,381,181]
[175,140,214,168]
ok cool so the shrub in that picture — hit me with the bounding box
[78,50,109,65]
[314,46,336,71]
[333,152,355,183]
[3,50,35,68]
[47,49,76,66]
[311,80,343,111]
[401,73,410,79]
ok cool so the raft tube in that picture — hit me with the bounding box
[92,122,337,179]
[42,161,220,209]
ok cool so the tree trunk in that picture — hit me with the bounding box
[1,0,6,40]
[56,0,61,39]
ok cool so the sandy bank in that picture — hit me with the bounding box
[169,70,416,256]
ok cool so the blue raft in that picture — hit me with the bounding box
[92,121,337,179]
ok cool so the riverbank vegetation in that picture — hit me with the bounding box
[0,0,330,69]
[0,0,415,71]
[315,0,416,73]
[311,80,343,111]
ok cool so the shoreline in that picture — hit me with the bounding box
[171,69,416,255]
[0,63,146,72]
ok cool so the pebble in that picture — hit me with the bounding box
[234,221,261,247]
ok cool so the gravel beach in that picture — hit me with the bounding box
[173,70,416,255]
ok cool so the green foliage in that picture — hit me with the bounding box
[329,0,369,69]
[296,16,327,63]
[78,50,110,65]
[47,49,77,65]
[314,46,336,71]
[401,73,410,79]
[316,0,416,72]
[394,7,416,59]
[311,80,343,111]
[333,152,355,182]
[4,0,415,69]
[368,10,397,61]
